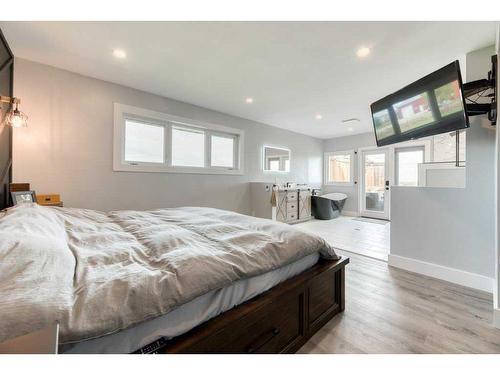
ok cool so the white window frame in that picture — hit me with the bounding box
[113,103,244,175]
[324,150,355,186]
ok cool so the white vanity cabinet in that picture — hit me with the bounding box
[298,189,312,219]
[275,188,311,223]
[250,183,312,224]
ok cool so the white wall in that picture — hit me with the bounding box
[391,45,497,289]
[12,58,323,213]
[322,132,376,213]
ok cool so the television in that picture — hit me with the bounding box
[370,60,469,147]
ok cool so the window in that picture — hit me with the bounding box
[432,130,466,163]
[331,154,351,182]
[114,103,243,174]
[171,126,205,167]
[324,150,354,185]
[395,147,424,186]
[124,119,165,163]
[211,134,235,168]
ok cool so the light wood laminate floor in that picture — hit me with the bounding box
[295,217,390,261]
[298,251,500,353]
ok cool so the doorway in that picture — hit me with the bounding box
[359,148,391,220]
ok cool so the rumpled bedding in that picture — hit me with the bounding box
[0,204,337,344]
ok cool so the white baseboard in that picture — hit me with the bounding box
[494,309,500,329]
[341,210,359,217]
[388,254,494,293]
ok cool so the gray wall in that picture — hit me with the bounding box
[12,58,323,213]
[322,132,376,213]
[391,45,496,278]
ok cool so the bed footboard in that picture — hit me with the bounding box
[147,256,348,354]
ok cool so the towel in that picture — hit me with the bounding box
[270,186,277,207]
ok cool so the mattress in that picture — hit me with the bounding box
[61,252,320,354]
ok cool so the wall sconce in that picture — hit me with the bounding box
[0,96,28,128]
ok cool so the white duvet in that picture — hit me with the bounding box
[0,204,337,345]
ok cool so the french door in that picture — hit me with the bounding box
[360,148,391,220]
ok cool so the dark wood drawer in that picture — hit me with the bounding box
[308,266,337,328]
[252,290,304,353]
[175,289,304,353]
[160,257,349,354]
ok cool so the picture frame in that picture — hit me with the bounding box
[11,190,37,205]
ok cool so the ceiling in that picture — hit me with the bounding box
[0,21,497,139]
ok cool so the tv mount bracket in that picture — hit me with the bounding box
[463,54,497,125]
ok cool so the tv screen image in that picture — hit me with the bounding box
[371,61,469,147]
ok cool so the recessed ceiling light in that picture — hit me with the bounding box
[112,49,127,59]
[245,97,254,104]
[315,114,323,120]
[356,47,371,58]
[347,127,354,132]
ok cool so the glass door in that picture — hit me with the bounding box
[360,149,390,220]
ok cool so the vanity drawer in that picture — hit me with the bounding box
[287,201,298,212]
[286,211,298,221]
[286,191,297,201]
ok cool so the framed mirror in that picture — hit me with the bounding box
[263,146,290,172]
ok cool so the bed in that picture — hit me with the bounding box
[0,204,348,354]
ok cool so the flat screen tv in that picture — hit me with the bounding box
[370,60,469,147]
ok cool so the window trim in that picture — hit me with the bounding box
[324,150,355,186]
[113,103,244,175]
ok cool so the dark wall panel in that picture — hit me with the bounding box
[0,35,11,69]
[0,28,13,210]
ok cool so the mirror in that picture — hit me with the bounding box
[263,146,290,172]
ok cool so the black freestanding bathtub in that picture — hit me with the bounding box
[311,193,348,220]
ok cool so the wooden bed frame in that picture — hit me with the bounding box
[134,256,349,354]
